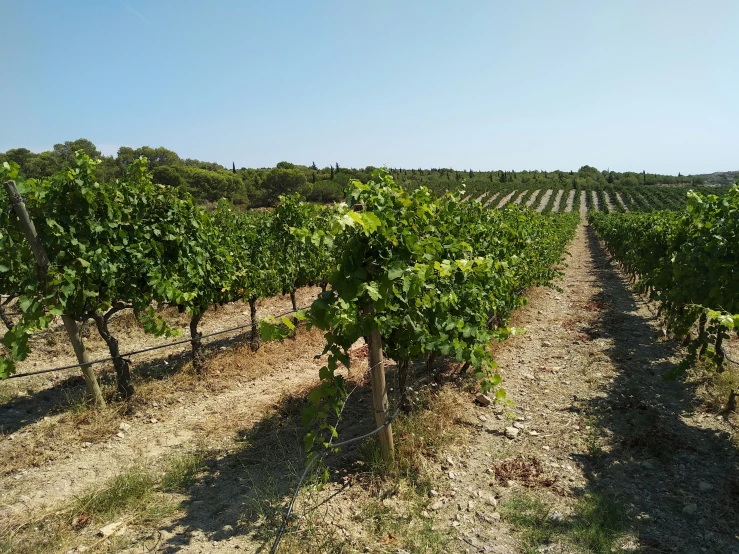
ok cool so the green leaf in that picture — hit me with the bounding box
[387,262,406,280]
[364,283,381,301]
[0,357,15,379]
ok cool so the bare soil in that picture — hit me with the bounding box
[537,189,554,213]
[615,192,629,211]
[497,191,517,208]
[526,190,541,208]
[602,191,617,212]
[564,190,576,213]
[484,192,501,208]
[551,190,564,213]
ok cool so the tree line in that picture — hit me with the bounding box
[0,140,707,208]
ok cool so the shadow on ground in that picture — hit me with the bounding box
[572,225,739,553]
[0,327,266,436]
[151,358,412,553]
[148,353,458,553]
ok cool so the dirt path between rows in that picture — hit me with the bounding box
[484,192,501,207]
[536,189,554,212]
[615,191,629,211]
[0,325,343,518]
[579,191,588,219]
[602,190,617,212]
[525,189,541,208]
[513,191,528,206]
[422,223,739,553]
[551,189,564,213]
[590,190,600,211]
[497,191,516,208]
[564,190,576,213]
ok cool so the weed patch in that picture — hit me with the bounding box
[500,491,633,554]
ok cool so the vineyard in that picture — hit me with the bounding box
[590,185,739,377]
[0,156,738,553]
[0,155,339,395]
[452,182,731,214]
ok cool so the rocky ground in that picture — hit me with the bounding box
[405,223,739,553]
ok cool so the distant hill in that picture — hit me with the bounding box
[690,171,739,186]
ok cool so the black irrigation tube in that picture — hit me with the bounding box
[269,393,406,554]
[6,306,309,380]
[269,360,437,554]
[721,344,739,367]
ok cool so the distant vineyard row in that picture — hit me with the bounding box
[0,154,336,403]
[457,184,732,213]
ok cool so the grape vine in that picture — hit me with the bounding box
[590,184,739,374]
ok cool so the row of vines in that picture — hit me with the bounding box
[590,184,739,375]
[278,171,579,455]
[0,154,334,403]
[462,183,731,214]
[2,154,579,460]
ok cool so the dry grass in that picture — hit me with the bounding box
[0,461,188,554]
[275,384,469,554]
[363,386,471,487]
[695,362,739,417]
[0,326,326,478]
[492,455,563,492]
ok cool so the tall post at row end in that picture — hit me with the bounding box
[3,180,105,407]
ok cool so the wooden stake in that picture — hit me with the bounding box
[62,315,106,407]
[366,315,394,462]
[3,180,105,407]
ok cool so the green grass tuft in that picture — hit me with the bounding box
[74,466,155,522]
[500,491,633,554]
[161,452,206,492]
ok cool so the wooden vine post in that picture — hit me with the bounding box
[365,306,394,462]
[3,180,105,407]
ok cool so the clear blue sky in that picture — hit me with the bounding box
[2,0,738,174]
